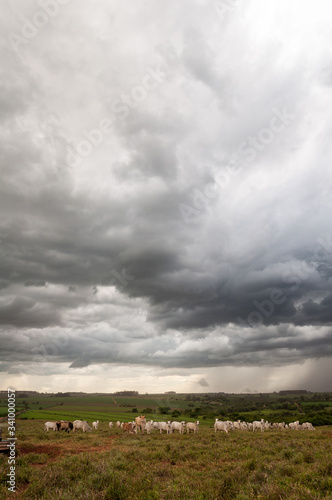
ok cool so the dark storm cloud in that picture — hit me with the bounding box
[24,280,47,287]
[1,0,332,387]
[0,296,61,328]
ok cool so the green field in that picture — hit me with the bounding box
[0,393,198,420]
[2,391,331,427]
[0,419,331,499]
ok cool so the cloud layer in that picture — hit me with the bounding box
[1,0,332,392]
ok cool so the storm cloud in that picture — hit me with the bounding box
[1,0,332,392]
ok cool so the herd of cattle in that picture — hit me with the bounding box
[213,419,315,433]
[44,417,315,434]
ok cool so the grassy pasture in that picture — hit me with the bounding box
[0,420,331,499]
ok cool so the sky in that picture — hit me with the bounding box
[1,0,332,394]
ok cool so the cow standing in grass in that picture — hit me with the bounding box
[73,420,92,432]
[170,421,186,434]
[122,422,136,434]
[186,421,199,434]
[214,419,233,434]
[145,421,153,434]
[159,421,171,434]
[44,422,58,432]
[252,420,265,432]
[134,415,146,434]
[56,421,73,432]
[301,422,315,430]
[289,421,300,430]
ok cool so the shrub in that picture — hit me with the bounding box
[171,410,181,418]
[158,406,170,414]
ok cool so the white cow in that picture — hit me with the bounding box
[301,422,315,430]
[240,422,248,431]
[116,421,121,428]
[134,416,146,434]
[92,420,99,430]
[170,421,186,434]
[145,421,153,434]
[214,419,233,434]
[252,420,265,432]
[264,421,271,431]
[232,420,242,430]
[278,422,286,430]
[186,421,199,434]
[159,421,171,434]
[73,420,92,432]
[44,421,57,431]
[289,420,300,430]
[109,422,113,430]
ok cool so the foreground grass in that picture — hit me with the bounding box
[0,421,331,499]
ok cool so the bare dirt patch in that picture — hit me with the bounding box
[18,435,119,465]
[19,444,62,460]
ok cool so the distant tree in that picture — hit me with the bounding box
[132,407,138,413]
[115,391,138,396]
[171,410,181,418]
[189,408,200,418]
[158,406,170,414]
